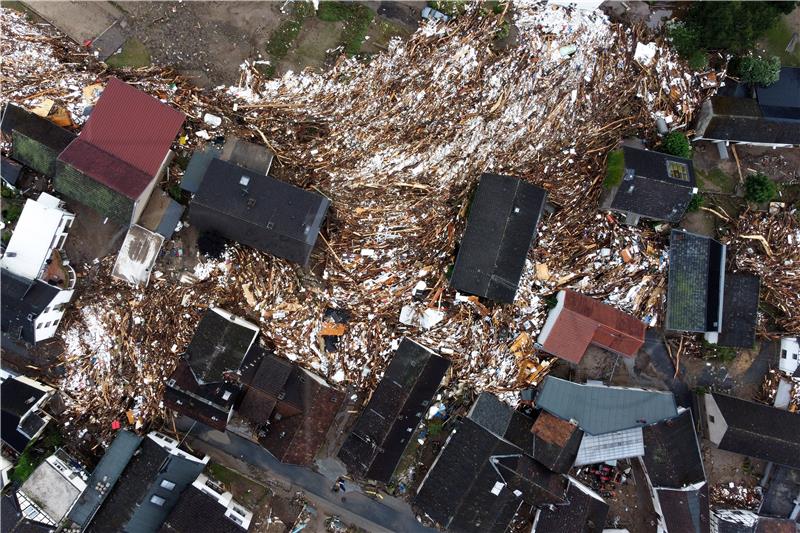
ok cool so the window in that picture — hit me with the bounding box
[233,506,246,516]
[37,323,43,329]
[44,322,51,328]
[708,415,715,423]
[666,160,690,181]
[43,307,50,314]
[53,319,60,326]
[222,390,232,401]
[783,349,788,359]
[228,514,243,525]
[160,480,176,491]
[150,495,165,506]
[794,353,799,361]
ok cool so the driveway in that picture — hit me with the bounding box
[176,417,435,533]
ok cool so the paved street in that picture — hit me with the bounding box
[176,417,435,533]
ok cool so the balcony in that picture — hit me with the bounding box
[40,249,76,290]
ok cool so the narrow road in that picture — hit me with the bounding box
[175,417,435,533]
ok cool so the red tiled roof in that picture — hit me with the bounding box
[78,77,184,177]
[58,138,154,199]
[541,290,645,363]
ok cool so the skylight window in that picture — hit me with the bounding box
[666,161,690,182]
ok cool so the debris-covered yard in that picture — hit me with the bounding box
[4,3,795,445]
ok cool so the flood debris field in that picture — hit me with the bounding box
[3,4,795,445]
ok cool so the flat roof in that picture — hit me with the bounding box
[111,225,165,287]
[20,460,81,523]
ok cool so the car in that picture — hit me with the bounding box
[421,6,451,22]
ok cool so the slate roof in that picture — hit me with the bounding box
[537,290,646,364]
[338,338,450,483]
[159,486,245,533]
[755,67,800,121]
[0,377,49,453]
[189,158,330,266]
[666,230,725,332]
[535,377,678,435]
[180,145,221,193]
[415,417,569,533]
[533,478,609,533]
[69,430,143,529]
[531,411,583,474]
[185,308,258,383]
[760,465,800,519]
[657,485,710,533]
[450,174,547,303]
[163,359,238,431]
[711,393,800,469]
[221,137,274,175]
[642,410,705,488]
[0,103,76,152]
[236,350,293,425]
[717,274,760,349]
[2,156,23,186]
[466,393,536,451]
[699,96,800,145]
[1,270,59,344]
[604,146,696,223]
[2,493,55,533]
[155,199,185,241]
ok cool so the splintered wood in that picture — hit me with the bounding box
[2,5,725,440]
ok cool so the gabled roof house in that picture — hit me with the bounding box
[159,473,253,532]
[0,103,76,177]
[163,307,260,431]
[54,78,185,226]
[600,146,697,225]
[1,192,76,344]
[188,158,330,266]
[338,338,450,483]
[537,290,646,364]
[450,173,547,303]
[0,371,55,454]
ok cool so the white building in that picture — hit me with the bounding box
[17,450,88,527]
[779,338,799,376]
[189,473,254,530]
[1,192,76,343]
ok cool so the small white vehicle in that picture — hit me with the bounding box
[421,6,451,22]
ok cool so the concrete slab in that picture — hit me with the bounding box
[91,22,127,60]
[23,1,123,44]
[111,225,164,287]
[20,461,81,523]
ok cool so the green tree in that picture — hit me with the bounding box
[744,172,777,203]
[736,55,781,85]
[667,21,701,58]
[660,132,692,159]
[687,194,703,212]
[688,50,709,70]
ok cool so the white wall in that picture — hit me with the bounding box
[33,288,74,343]
[779,338,799,375]
[703,394,728,446]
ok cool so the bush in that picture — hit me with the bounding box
[736,55,781,86]
[687,50,709,70]
[702,340,737,363]
[744,172,777,203]
[660,132,692,159]
[687,194,703,212]
[494,20,510,40]
[317,1,351,21]
[265,1,315,59]
[428,0,468,17]
[603,150,625,189]
[317,2,375,56]
[667,21,701,58]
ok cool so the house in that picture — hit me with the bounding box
[220,137,275,175]
[711,509,799,533]
[164,307,260,431]
[55,78,185,226]
[111,225,165,287]
[180,145,222,193]
[535,377,678,466]
[702,392,800,469]
[530,411,583,474]
[713,273,760,348]
[0,103,76,177]
[159,473,253,532]
[450,174,547,303]
[415,393,608,533]
[16,449,88,527]
[68,431,208,532]
[537,290,646,364]
[666,230,726,333]
[0,371,55,454]
[1,155,23,188]
[188,158,330,266]
[641,410,709,533]
[338,338,450,483]
[1,192,76,343]
[778,338,799,376]
[759,464,800,521]
[694,67,800,150]
[600,146,697,225]
[235,348,344,466]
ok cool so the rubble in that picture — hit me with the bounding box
[709,483,762,510]
[2,5,723,440]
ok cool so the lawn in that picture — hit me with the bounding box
[206,462,269,508]
[760,17,800,67]
[317,1,375,56]
[696,168,736,194]
[265,1,315,60]
[106,38,151,68]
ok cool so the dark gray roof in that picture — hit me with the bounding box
[756,67,800,120]
[642,410,705,488]
[666,230,725,332]
[1,103,76,152]
[535,377,678,435]
[185,308,258,383]
[159,485,245,533]
[154,199,185,241]
[533,479,609,533]
[0,376,48,453]
[338,338,450,483]
[718,274,760,349]
[760,465,800,519]
[711,393,800,469]
[450,174,547,303]
[530,411,583,474]
[657,485,710,533]
[221,137,274,175]
[468,392,515,437]
[604,147,695,223]
[69,430,143,528]
[189,158,330,266]
[1,270,60,344]
[700,95,800,145]
[2,155,23,186]
[180,145,221,193]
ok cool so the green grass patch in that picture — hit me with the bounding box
[266,1,315,60]
[761,17,800,67]
[317,2,375,56]
[207,462,240,487]
[603,150,625,189]
[106,38,151,68]
[428,0,468,17]
[697,168,736,194]
[702,340,739,362]
[10,427,62,485]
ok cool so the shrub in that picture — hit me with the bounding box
[736,55,781,86]
[702,340,737,363]
[744,172,777,203]
[687,194,703,212]
[494,20,510,40]
[428,0,468,17]
[687,50,709,70]
[660,132,692,158]
[603,150,625,189]
[317,2,375,56]
[667,21,701,58]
